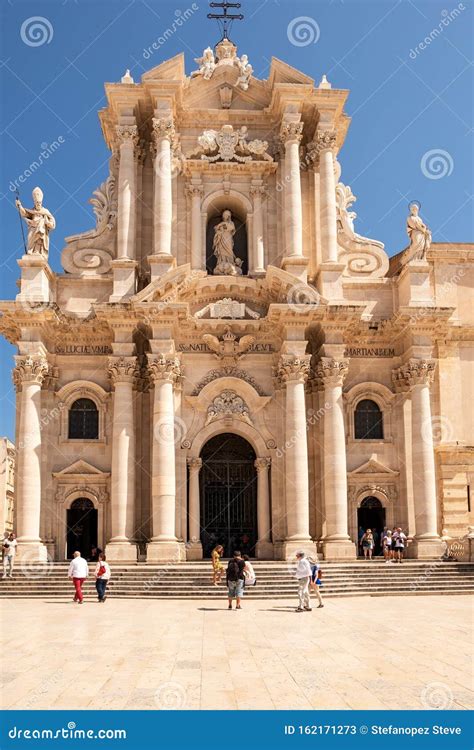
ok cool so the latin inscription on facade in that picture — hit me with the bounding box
[345,347,395,358]
[178,342,274,353]
[56,345,112,355]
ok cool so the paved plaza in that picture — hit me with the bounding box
[1,595,472,711]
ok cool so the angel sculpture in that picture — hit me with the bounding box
[191,47,216,80]
[235,54,253,91]
[203,326,255,364]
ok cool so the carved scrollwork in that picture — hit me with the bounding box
[107,356,139,385]
[392,360,435,390]
[205,389,252,426]
[147,355,182,384]
[13,355,49,390]
[277,355,311,384]
[315,358,349,388]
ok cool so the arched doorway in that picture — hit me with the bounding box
[66,498,98,559]
[357,496,386,556]
[199,433,257,558]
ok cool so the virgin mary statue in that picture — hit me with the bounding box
[212,210,242,275]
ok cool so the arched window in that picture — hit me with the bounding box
[354,399,384,440]
[68,398,99,440]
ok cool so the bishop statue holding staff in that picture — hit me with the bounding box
[15,186,56,259]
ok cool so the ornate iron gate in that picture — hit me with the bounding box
[199,434,257,558]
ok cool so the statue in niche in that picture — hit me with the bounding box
[16,186,56,259]
[406,201,432,261]
[212,210,243,276]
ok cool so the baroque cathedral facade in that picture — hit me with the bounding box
[2,38,473,563]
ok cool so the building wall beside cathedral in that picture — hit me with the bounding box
[1,41,473,562]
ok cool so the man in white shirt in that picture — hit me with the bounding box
[294,551,312,612]
[68,551,89,603]
[392,527,407,563]
[2,533,17,578]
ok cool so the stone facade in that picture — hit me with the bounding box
[0,438,15,536]
[1,41,473,562]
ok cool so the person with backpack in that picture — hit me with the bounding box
[226,550,245,610]
[309,558,324,608]
[94,553,111,602]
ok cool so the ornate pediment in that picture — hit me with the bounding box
[53,459,110,478]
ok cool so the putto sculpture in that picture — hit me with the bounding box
[406,201,432,261]
[15,187,56,259]
[191,40,253,91]
[191,46,216,80]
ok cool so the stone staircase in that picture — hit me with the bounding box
[1,560,474,599]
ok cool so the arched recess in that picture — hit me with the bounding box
[56,381,109,443]
[201,190,253,275]
[348,485,395,546]
[344,381,394,441]
[55,486,106,561]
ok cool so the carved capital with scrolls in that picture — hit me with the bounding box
[254,457,270,473]
[185,183,204,200]
[279,121,304,146]
[187,457,203,474]
[107,356,139,386]
[152,116,175,144]
[392,360,435,390]
[315,358,349,388]
[307,129,337,164]
[13,355,49,390]
[277,355,311,385]
[147,355,182,384]
[115,124,139,150]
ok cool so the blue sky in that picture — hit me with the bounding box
[0,0,473,440]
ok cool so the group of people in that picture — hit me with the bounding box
[211,545,324,612]
[359,526,407,562]
[67,550,111,603]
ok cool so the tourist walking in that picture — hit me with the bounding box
[226,550,245,610]
[361,529,375,559]
[242,554,256,587]
[2,533,17,578]
[309,558,324,608]
[294,551,312,612]
[357,526,365,556]
[95,553,111,602]
[382,529,393,562]
[392,527,407,563]
[211,544,225,586]
[68,550,89,604]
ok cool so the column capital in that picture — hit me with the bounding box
[152,116,175,144]
[254,457,270,472]
[277,354,311,384]
[315,357,349,387]
[185,183,204,199]
[115,124,139,149]
[279,121,304,146]
[148,354,182,384]
[250,184,266,199]
[13,355,49,389]
[107,356,139,385]
[309,129,337,158]
[392,360,435,390]
[187,457,203,473]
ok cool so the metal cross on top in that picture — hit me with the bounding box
[207,1,244,41]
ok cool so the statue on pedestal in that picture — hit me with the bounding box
[406,202,431,261]
[15,187,55,259]
[191,47,216,80]
[212,210,243,276]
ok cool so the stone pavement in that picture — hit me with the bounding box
[0,595,472,711]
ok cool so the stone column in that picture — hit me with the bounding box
[255,457,273,559]
[149,116,176,278]
[394,361,443,557]
[116,124,138,260]
[147,354,182,561]
[250,184,266,275]
[316,358,356,559]
[311,130,338,264]
[278,355,316,559]
[280,122,304,261]
[187,457,203,560]
[186,184,204,270]
[106,357,138,561]
[13,355,49,561]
